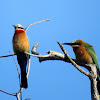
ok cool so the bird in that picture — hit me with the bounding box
[62,39,100,94]
[12,24,29,88]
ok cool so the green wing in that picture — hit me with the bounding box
[84,42,100,72]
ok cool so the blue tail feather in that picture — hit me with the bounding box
[17,53,28,88]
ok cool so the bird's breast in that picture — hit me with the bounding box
[13,32,29,53]
[73,46,93,63]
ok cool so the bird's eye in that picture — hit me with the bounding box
[75,42,81,45]
[18,27,24,29]
[77,42,81,45]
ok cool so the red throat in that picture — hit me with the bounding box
[72,47,79,52]
[15,29,25,34]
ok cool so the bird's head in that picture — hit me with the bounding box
[13,24,25,33]
[62,40,84,47]
[13,24,24,30]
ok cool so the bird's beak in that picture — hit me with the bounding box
[12,25,16,28]
[62,43,74,46]
[12,25,15,27]
[62,42,80,47]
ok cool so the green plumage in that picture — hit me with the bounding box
[84,42,100,75]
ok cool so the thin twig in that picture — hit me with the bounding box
[0,89,16,96]
[9,51,21,100]
[25,19,50,31]
[16,87,23,100]
[0,54,16,58]
[9,51,20,78]
[27,56,31,78]
[0,51,51,59]
[16,93,20,100]
[17,88,23,97]
[25,52,52,57]
[31,43,40,55]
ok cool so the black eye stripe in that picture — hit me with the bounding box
[72,42,80,45]
[76,42,81,45]
[18,27,24,29]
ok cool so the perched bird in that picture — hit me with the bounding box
[12,24,29,88]
[62,40,100,94]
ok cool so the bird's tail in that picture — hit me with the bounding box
[17,53,28,88]
[21,68,28,88]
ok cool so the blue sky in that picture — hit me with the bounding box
[0,0,100,100]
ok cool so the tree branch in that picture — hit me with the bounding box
[89,64,99,100]
[0,89,16,96]
[0,53,16,58]
[9,51,20,81]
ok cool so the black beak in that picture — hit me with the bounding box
[62,43,74,46]
[62,43,80,46]
[12,25,16,29]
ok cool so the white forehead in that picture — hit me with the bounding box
[15,24,23,27]
[72,40,77,43]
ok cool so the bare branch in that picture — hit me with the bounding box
[0,89,16,96]
[27,56,31,78]
[30,43,95,76]
[16,93,20,100]
[9,51,20,80]
[25,19,50,31]
[25,52,52,57]
[90,64,99,100]
[31,43,40,55]
[16,88,23,100]
[31,43,91,72]
[0,53,16,58]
